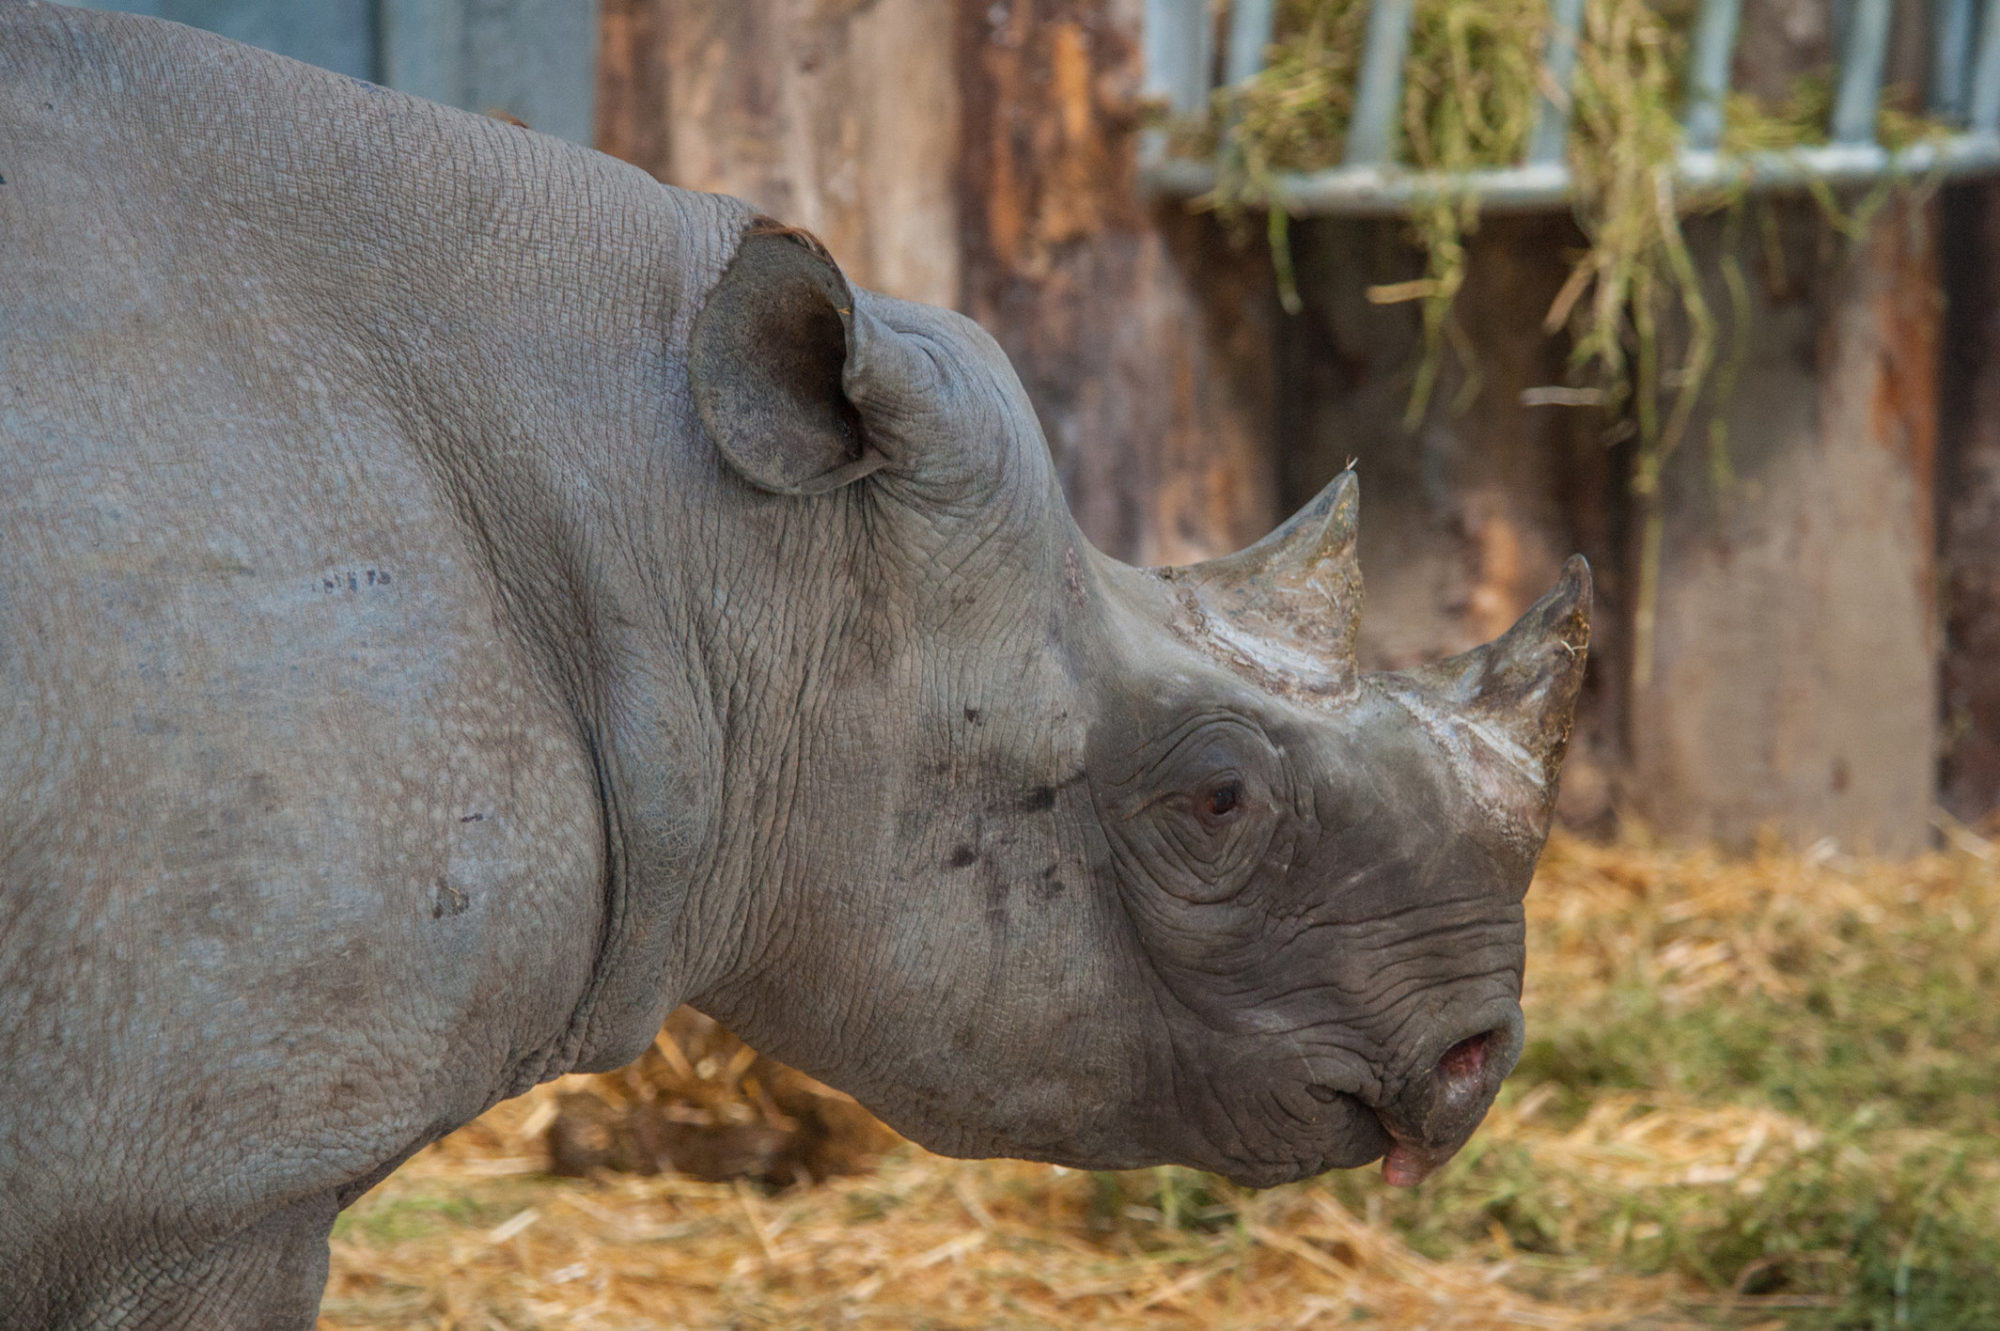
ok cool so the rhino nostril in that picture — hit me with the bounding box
[1436,1029,1497,1089]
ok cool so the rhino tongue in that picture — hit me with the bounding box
[1380,1142,1444,1188]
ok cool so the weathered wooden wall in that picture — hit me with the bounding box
[598,0,961,308]
[952,1,1277,564]
[596,0,1278,566]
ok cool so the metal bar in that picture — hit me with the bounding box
[1138,0,1209,177]
[1224,0,1277,87]
[1830,0,1893,146]
[1344,0,1416,167]
[1677,136,2000,189]
[1141,133,2000,218]
[1141,0,1212,115]
[1973,0,2000,131]
[1526,0,1586,165]
[1681,0,1742,152]
[1934,0,1977,120]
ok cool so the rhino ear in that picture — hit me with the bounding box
[688,222,896,496]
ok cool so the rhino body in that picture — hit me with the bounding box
[0,4,1589,1326]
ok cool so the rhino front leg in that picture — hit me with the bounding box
[49,1196,336,1331]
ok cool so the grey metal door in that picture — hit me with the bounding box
[50,0,598,145]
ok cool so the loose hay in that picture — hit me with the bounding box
[540,1008,897,1188]
[320,831,2000,1328]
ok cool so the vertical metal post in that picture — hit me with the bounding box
[1830,0,1892,146]
[1344,0,1416,167]
[1140,0,1212,175]
[1142,0,1214,114]
[1973,0,2000,132]
[1224,0,1277,87]
[1681,0,1742,152]
[1526,0,1586,165]
[1934,0,1978,121]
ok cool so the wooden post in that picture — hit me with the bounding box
[1940,182,2000,825]
[1624,201,1941,854]
[954,2,1279,565]
[596,0,960,308]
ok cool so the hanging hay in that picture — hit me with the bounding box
[1203,0,1952,420]
[320,829,2000,1327]
[1189,0,1957,705]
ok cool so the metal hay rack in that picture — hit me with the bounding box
[1141,0,2000,215]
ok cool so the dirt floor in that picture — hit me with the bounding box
[318,830,2000,1329]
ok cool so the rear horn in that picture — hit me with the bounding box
[1165,471,1364,695]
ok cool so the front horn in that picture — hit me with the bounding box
[1402,554,1593,794]
[1375,556,1593,859]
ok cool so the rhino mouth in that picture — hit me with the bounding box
[1379,1133,1459,1187]
[1226,1026,1507,1189]
[1375,1026,1506,1187]
[1168,1014,1518,1189]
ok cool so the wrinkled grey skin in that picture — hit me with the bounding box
[0,4,1590,1327]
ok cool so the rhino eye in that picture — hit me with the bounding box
[1199,780,1243,825]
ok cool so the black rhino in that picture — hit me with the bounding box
[0,3,1589,1325]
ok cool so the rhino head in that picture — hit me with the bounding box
[673,224,1590,1188]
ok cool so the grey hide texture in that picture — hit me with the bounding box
[0,3,1591,1327]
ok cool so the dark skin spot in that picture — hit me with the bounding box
[963,707,982,725]
[946,846,977,869]
[1019,786,1057,813]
